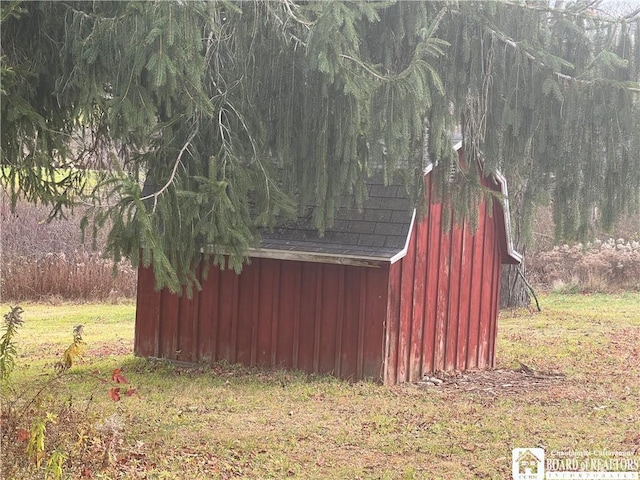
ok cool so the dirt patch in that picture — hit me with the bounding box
[86,339,133,358]
[417,365,566,395]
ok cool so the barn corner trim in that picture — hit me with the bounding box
[493,170,523,265]
[389,208,417,265]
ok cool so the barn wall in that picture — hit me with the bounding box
[135,258,390,381]
[384,177,506,384]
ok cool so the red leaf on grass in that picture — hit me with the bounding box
[111,368,128,384]
[82,467,93,478]
[109,387,121,402]
[125,387,137,397]
[17,428,30,442]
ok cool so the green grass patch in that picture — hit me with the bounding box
[6,302,135,362]
[2,293,639,479]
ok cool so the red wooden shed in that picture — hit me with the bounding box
[134,144,521,384]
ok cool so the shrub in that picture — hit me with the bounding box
[0,305,24,386]
[528,238,640,293]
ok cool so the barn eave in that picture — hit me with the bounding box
[494,171,523,265]
[247,208,417,268]
[246,248,390,267]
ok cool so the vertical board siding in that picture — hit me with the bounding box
[384,262,401,385]
[456,221,472,371]
[207,267,221,362]
[362,268,388,379]
[136,258,388,382]
[134,265,161,357]
[275,262,301,369]
[445,222,464,372]
[297,262,318,373]
[477,200,497,369]
[466,205,486,369]
[397,227,417,383]
[422,196,442,374]
[433,210,451,372]
[488,206,506,367]
[234,268,254,365]
[178,283,196,362]
[196,269,214,363]
[256,260,274,366]
[269,261,281,368]
[339,268,361,379]
[159,290,179,360]
[318,264,339,374]
[217,269,236,363]
[409,217,428,381]
[488,249,502,368]
[386,177,505,382]
[135,169,511,385]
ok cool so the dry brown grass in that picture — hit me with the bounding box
[528,239,640,293]
[1,197,136,302]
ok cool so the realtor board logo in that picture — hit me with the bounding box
[512,448,545,480]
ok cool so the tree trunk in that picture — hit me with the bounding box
[500,263,531,309]
[499,172,534,309]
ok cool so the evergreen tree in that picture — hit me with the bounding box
[2,1,639,297]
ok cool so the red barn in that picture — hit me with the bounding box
[135,145,521,384]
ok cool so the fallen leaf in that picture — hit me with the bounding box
[109,387,121,402]
[17,428,30,442]
[111,368,128,384]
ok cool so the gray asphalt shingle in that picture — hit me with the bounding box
[259,175,414,260]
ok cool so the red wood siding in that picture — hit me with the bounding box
[135,258,389,381]
[135,160,513,385]
[383,178,506,383]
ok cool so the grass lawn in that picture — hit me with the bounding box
[1,293,639,479]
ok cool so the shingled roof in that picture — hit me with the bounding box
[249,135,521,267]
[254,174,415,266]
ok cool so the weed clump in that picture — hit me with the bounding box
[0,306,138,479]
[0,306,24,385]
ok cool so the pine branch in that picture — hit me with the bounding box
[140,125,199,212]
[282,0,314,28]
[497,0,636,23]
[464,11,640,92]
[340,54,387,81]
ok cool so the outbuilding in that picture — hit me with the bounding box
[134,142,521,384]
